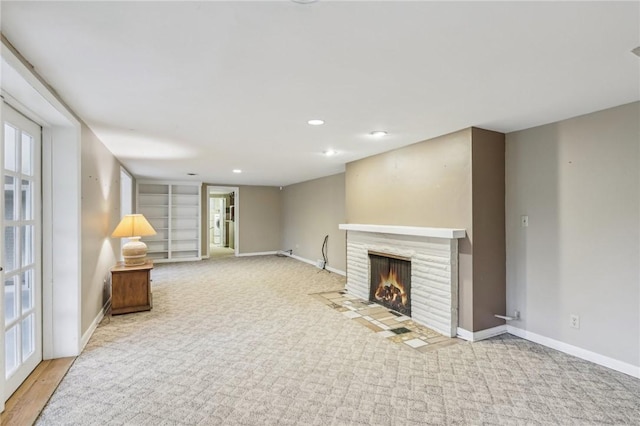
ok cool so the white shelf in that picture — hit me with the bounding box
[137,181,202,263]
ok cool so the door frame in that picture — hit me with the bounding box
[205,186,239,258]
[2,38,82,410]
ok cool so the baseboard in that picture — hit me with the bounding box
[153,256,202,263]
[457,325,507,342]
[507,325,640,379]
[80,302,108,352]
[237,251,278,257]
[287,253,346,276]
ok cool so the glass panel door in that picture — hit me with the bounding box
[2,105,42,401]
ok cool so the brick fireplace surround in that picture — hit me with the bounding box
[339,224,466,337]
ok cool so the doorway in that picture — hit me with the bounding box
[206,186,238,259]
[2,104,42,401]
[210,196,226,247]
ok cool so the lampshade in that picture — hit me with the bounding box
[112,214,156,266]
[112,214,157,238]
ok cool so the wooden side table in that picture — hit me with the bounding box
[111,260,153,315]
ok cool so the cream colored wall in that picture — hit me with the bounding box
[281,173,346,272]
[80,124,121,335]
[506,102,639,367]
[346,128,473,228]
[346,128,476,330]
[237,185,282,254]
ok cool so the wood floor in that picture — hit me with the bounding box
[1,357,75,426]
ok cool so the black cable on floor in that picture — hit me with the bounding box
[321,234,329,272]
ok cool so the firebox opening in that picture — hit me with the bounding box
[368,251,411,316]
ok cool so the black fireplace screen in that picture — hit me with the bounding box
[369,252,411,316]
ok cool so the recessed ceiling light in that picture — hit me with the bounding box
[308,119,325,126]
[323,150,338,156]
[187,172,197,176]
[233,169,242,174]
[291,0,318,4]
[370,130,388,138]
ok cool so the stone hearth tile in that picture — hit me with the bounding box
[349,303,369,310]
[370,312,394,320]
[358,307,388,316]
[404,338,428,349]
[353,317,383,332]
[314,290,457,354]
[390,327,411,335]
[376,323,390,331]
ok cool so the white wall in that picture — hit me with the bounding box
[506,102,639,369]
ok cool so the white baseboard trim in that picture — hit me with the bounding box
[237,251,278,257]
[457,325,507,342]
[287,253,346,276]
[80,302,108,352]
[507,325,640,379]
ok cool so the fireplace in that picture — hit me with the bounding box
[339,224,465,337]
[369,252,411,316]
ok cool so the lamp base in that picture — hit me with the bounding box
[122,237,148,266]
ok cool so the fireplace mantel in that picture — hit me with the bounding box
[339,224,466,239]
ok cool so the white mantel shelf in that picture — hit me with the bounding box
[339,224,466,239]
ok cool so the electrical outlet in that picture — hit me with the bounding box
[570,314,580,329]
[521,215,529,227]
[514,310,520,320]
[316,259,325,269]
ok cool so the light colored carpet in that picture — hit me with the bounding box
[208,247,235,259]
[37,256,640,425]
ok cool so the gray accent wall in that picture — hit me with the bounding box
[471,128,506,330]
[80,123,121,335]
[505,101,640,367]
[281,173,346,272]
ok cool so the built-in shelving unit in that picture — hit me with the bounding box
[137,181,201,263]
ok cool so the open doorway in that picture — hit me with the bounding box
[206,186,238,259]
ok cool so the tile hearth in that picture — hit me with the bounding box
[312,290,460,353]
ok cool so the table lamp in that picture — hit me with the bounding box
[112,214,157,266]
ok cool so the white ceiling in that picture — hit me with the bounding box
[1,1,638,186]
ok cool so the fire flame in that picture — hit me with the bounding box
[374,266,408,308]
